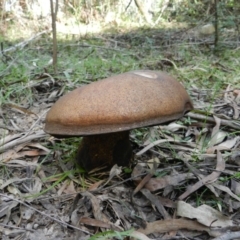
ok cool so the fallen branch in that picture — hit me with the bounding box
[0,31,50,55]
[187,112,240,130]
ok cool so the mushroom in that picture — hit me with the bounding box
[44,70,193,170]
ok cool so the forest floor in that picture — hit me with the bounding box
[0,14,240,240]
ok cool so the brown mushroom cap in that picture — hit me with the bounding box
[45,70,193,136]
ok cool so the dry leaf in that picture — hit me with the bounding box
[82,191,121,231]
[176,201,233,228]
[129,231,153,240]
[208,131,227,147]
[0,177,30,190]
[140,188,170,219]
[6,159,39,167]
[0,149,21,163]
[207,136,239,154]
[160,122,187,132]
[147,157,160,170]
[101,164,122,188]
[88,180,105,191]
[208,115,226,148]
[231,179,240,195]
[64,180,76,194]
[57,180,70,196]
[0,130,46,153]
[0,201,18,218]
[211,183,240,202]
[143,172,195,192]
[80,217,114,228]
[21,177,43,199]
[211,231,240,240]
[233,89,240,97]
[138,218,220,237]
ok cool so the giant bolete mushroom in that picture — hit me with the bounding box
[44,70,193,170]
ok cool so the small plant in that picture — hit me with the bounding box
[89,228,135,240]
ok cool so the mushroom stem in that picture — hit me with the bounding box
[76,131,132,170]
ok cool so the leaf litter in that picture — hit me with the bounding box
[1,32,240,240]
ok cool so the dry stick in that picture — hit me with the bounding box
[134,0,153,25]
[154,0,170,25]
[0,32,49,77]
[136,139,179,156]
[50,0,58,73]
[125,0,133,11]
[214,0,219,51]
[187,112,240,130]
[0,193,91,235]
[0,31,49,55]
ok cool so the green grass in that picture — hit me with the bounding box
[89,228,135,240]
[2,29,239,104]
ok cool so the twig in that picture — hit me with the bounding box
[133,0,153,25]
[187,112,240,130]
[214,0,219,51]
[136,139,196,156]
[136,139,174,156]
[125,0,133,11]
[0,31,50,56]
[50,0,58,73]
[1,42,13,63]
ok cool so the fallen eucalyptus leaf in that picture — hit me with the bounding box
[177,201,233,228]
